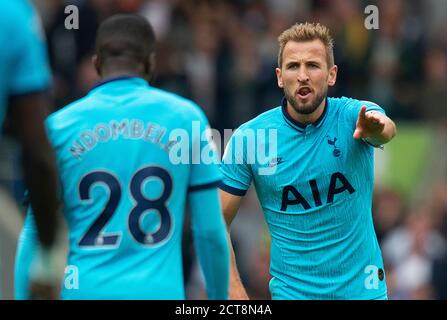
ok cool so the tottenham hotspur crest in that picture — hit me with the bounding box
[327,136,341,157]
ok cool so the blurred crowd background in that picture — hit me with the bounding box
[1,0,447,300]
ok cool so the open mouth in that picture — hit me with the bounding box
[297,87,312,99]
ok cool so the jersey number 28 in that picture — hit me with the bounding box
[78,166,172,248]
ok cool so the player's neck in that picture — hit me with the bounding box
[100,65,146,82]
[287,99,326,125]
[100,70,143,81]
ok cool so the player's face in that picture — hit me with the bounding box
[276,39,337,115]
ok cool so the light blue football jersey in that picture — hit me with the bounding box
[42,76,221,299]
[0,0,50,128]
[220,97,388,300]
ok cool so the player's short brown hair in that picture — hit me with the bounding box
[277,22,334,68]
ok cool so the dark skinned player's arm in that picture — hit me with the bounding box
[8,91,59,249]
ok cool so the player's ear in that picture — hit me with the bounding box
[276,67,283,88]
[92,55,101,76]
[327,64,337,87]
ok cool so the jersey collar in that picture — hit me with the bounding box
[281,97,329,132]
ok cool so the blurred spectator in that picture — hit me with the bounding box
[430,183,447,299]
[421,46,447,123]
[382,206,446,299]
[367,0,424,120]
[373,187,406,243]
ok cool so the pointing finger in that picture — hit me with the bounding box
[359,106,367,121]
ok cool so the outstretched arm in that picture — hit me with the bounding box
[353,106,397,146]
[220,190,249,300]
